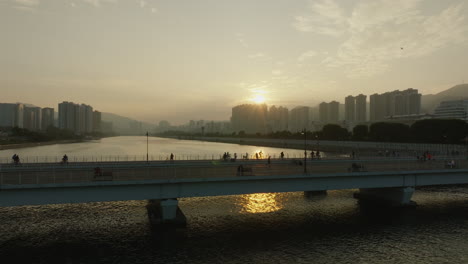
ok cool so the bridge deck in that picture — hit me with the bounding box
[1,158,466,187]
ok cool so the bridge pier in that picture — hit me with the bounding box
[355,187,415,207]
[304,190,327,198]
[146,199,186,227]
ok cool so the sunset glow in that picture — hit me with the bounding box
[251,94,266,104]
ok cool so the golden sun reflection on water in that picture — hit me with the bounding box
[240,193,282,213]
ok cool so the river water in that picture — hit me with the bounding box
[0,136,310,163]
[1,137,468,263]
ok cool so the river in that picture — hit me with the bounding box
[1,137,468,263]
[0,136,311,163]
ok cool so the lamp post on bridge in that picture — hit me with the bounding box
[315,134,319,158]
[465,136,468,160]
[146,131,149,163]
[302,128,307,174]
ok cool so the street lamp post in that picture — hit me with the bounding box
[443,135,449,159]
[303,128,307,174]
[146,131,149,163]
[465,136,468,160]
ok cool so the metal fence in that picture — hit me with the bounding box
[1,157,467,186]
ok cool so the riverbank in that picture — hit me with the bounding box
[0,139,86,151]
[162,135,466,157]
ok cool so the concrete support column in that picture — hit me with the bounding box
[356,187,415,206]
[146,199,186,227]
[160,199,178,221]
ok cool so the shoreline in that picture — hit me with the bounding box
[0,139,86,151]
[164,136,466,156]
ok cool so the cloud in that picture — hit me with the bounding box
[11,0,39,11]
[236,33,249,48]
[293,0,347,36]
[248,53,267,59]
[14,0,39,6]
[297,50,318,62]
[82,0,117,7]
[294,0,468,78]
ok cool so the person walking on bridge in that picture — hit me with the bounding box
[13,154,20,165]
[62,154,68,164]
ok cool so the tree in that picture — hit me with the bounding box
[410,119,468,144]
[369,122,410,142]
[352,125,369,141]
[321,124,350,141]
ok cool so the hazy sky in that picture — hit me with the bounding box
[1,0,468,124]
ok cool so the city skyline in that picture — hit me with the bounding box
[1,0,468,124]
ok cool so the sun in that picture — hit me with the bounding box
[251,94,266,104]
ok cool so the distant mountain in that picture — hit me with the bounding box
[101,112,155,135]
[421,84,468,113]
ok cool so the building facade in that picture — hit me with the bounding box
[370,89,421,121]
[41,107,55,130]
[355,94,367,123]
[289,106,309,132]
[328,101,339,123]
[344,96,355,123]
[434,100,468,121]
[268,105,289,132]
[23,106,42,131]
[0,103,24,128]
[231,104,268,134]
[58,101,96,134]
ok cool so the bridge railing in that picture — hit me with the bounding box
[1,158,467,186]
[1,150,465,165]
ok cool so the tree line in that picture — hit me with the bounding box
[0,126,110,145]
[158,119,468,145]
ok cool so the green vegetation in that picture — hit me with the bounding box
[157,119,468,144]
[0,126,111,145]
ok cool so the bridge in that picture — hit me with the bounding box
[1,157,467,226]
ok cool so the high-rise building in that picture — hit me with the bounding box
[59,101,77,131]
[289,106,309,132]
[345,96,355,123]
[319,101,339,124]
[328,101,339,123]
[81,104,93,133]
[355,94,367,122]
[41,107,55,130]
[268,105,288,132]
[24,106,41,131]
[58,101,96,134]
[319,102,328,123]
[92,110,101,132]
[369,89,421,121]
[407,89,422,115]
[231,104,268,134]
[0,103,24,128]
